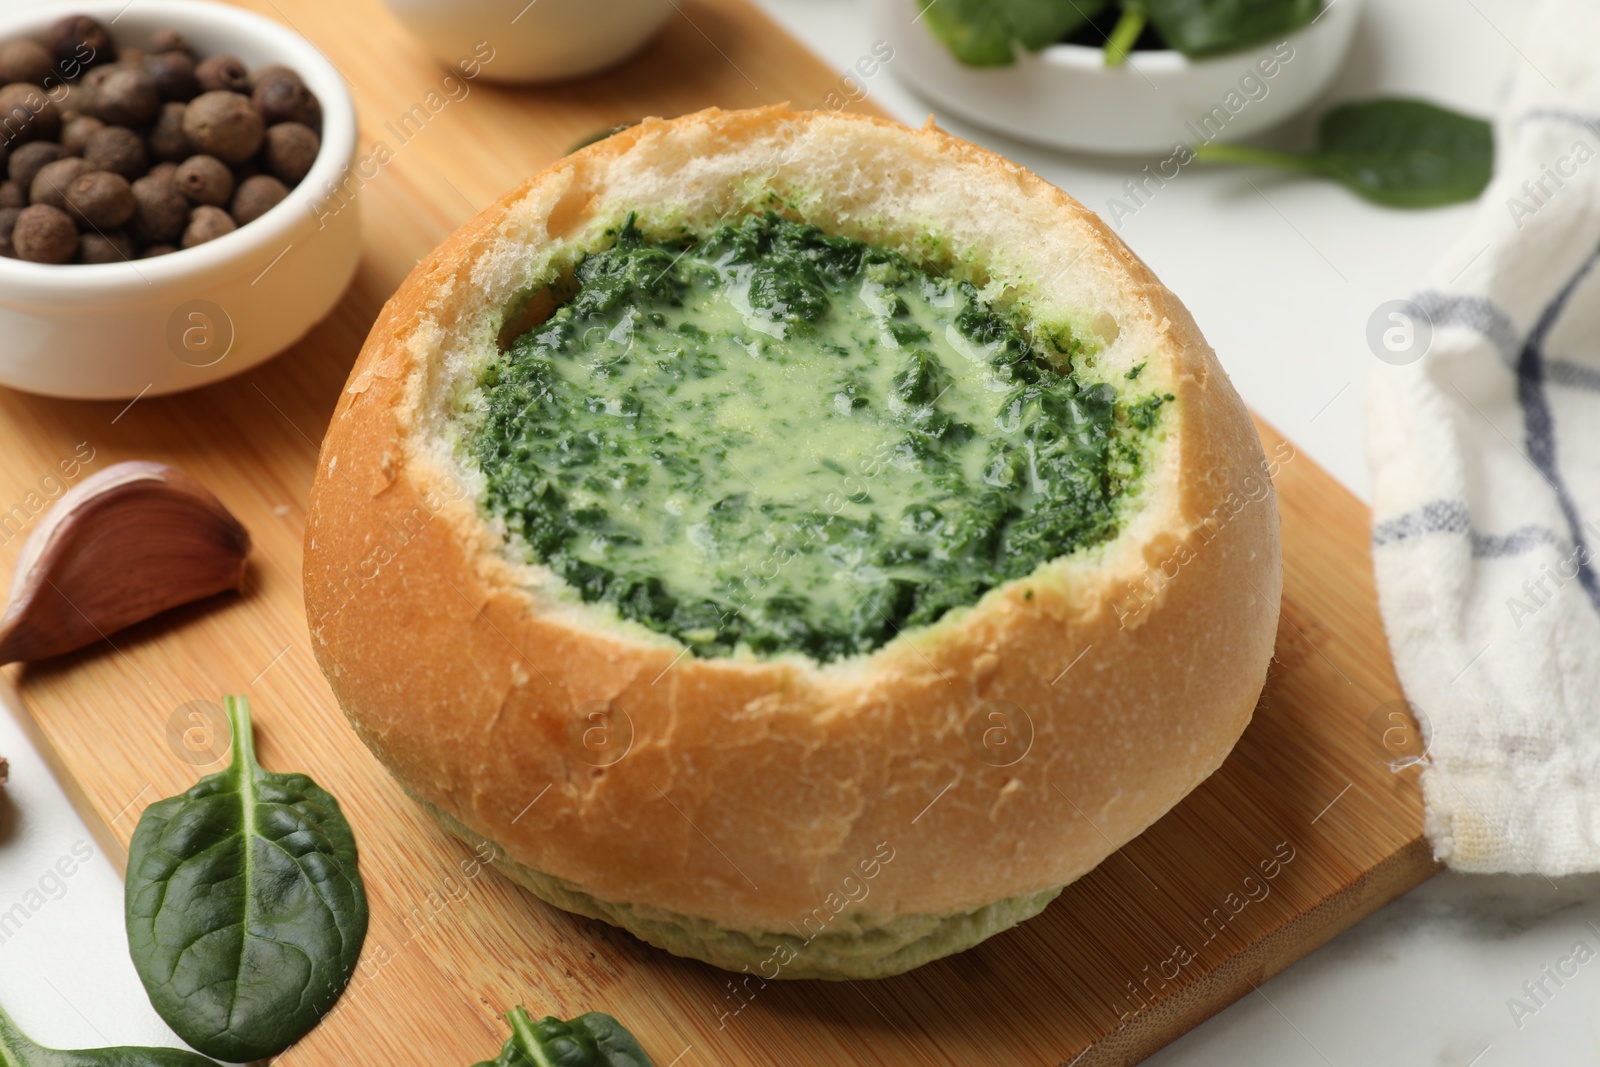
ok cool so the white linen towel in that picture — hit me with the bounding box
[1368,0,1600,873]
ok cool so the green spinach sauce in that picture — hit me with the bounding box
[473,213,1168,662]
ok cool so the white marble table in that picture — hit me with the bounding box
[0,0,1588,1064]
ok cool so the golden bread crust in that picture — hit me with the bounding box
[304,107,1281,944]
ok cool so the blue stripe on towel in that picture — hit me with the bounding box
[1512,107,1600,137]
[1413,292,1521,364]
[1412,290,1600,396]
[1474,525,1565,557]
[1515,242,1600,613]
[1372,499,1470,544]
[1372,500,1565,558]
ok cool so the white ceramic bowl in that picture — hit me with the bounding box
[0,0,359,400]
[872,0,1362,155]
[379,0,676,84]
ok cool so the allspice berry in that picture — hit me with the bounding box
[148,30,193,56]
[93,68,160,126]
[8,141,67,193]
[147,160,179,183]
[13,203,78,263]
[175,154,233,206]
[262,121,319,184]
[45,15,112,65]
[253,73,319,128]
[0,39,54,86]
[80,63,114,101]
[181,204,235,248]
[63,170,135,230]
[194,54,248,94]
[128,173,187,243]
[0,205,21,257]
[140,242,176,258]
[182,91,262,164]
[29,156,89,210]
[0,181,24,209]
[60,114,104,154]
[84,124,148,179]
[77,229,134,263]
[232,174,288,224]
[0,82,59,143]
[145,49,198,102]
[250,64,294,90]
[147,101,188,162]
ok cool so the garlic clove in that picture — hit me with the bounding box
[0,461,250,666]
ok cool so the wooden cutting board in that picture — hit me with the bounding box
[0,0,1437,1063]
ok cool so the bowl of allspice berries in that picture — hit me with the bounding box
[0,2,358,399]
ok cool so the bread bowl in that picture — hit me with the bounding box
[303,105,1281,980]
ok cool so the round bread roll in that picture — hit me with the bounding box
[303,105,1281,980]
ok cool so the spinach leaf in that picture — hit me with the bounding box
[0,1002,218,1067]
[916,0,1110,66]
[1195,98,1493,208]
[1140,0,1320,57]
[1100,3,1148,66]
[472,1008,654,1067]
[124,696,368,1063]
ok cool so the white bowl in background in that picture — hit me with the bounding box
[872,0,1362,155]
[0,0,359,400]
[379,0,676,84]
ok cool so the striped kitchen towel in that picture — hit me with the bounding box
[1367,0,1600,872]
